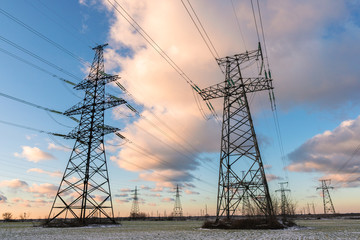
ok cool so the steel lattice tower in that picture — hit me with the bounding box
[317,179,336,214]
[130,186,140,218]
[46,44,126,226]
[172,184,183,217]
[275,182,290,217]
[199,45,274,222]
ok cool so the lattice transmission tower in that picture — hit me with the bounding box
[275,182,290,218]
[317,179,336,214]
[172,184,183,217]
[199,45,275,222]
[130,186,140,218]
[46,44,126,226]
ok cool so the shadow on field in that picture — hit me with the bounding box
[202,218,296,230]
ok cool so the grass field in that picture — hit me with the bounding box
[1,218,360,239]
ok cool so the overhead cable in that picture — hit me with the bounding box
[0,7,89,67]
[107,0,219,120]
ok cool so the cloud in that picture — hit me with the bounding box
[28,183,58,198]
[287,115,360,186]
[120,188,131,192]
[116,199,129,204]
[138,170,194,187]
[48,143,71,152]
[0,179,28,190]
[266,174,282,182]
[161,197,174,203]
[27,168,62,177]
[0,194,7,203]
[115,193,128,198]
[150,186,163,193]
[100,0,360,186]
[14,146,55,162]
[12,197,22,203]
[140,185,150,190]
[147,193,161,198]
[184,189,200,195]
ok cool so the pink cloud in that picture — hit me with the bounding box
[116,199,129,204]
[28,183,58,198]
[12,197,22,203]
[161,197,174,203]
[184,189,200,195]
[48,143,71,152]
[148,193,161,197]
[27,168,62,177]
[0,179,28,190]
[265,174,282,182]
[14,146,55,162]
[120,188,131,192]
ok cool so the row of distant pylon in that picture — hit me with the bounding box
[276,179,336,217]
[130,184,183,218]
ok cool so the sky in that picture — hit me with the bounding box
[0,0,360,219]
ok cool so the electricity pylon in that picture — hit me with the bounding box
[172,184,183,217]
[317,179,336,214]
[199,44,275,222]
[130,186,140,218]
[46,44,126,226]
[275,182,290,217]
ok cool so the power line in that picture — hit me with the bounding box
[107,0,219,120]
[0,7,89,67]
[114,133,216,194]
[230,0,248,51]
[0,47,78,88]
[0,91,78,123]
[0,35,82,82]
[29,0,96,48]
[256,0,270,69]
[250,0,261,44]
[180,0,220,60]
[115,82,219,174]
[0,119,65,138]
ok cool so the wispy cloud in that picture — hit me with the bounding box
[48,143,71,152]
[27,168,62,177]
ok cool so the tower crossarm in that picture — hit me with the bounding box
[64,96,126,116]
[74,75,120,90]
[64,125,120,139]
[198,77,273,100]
[216,47,262,66]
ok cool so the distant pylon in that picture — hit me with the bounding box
[312,203,316,214]
[172,184,183,217]
[199,45,275,222]
[46,44,126,226]
[130,186,140,218]
[317,179,336,214]
[275,182,290,217]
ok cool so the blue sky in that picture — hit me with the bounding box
[1,0,360,219]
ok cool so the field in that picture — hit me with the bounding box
[1,218,360,239]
